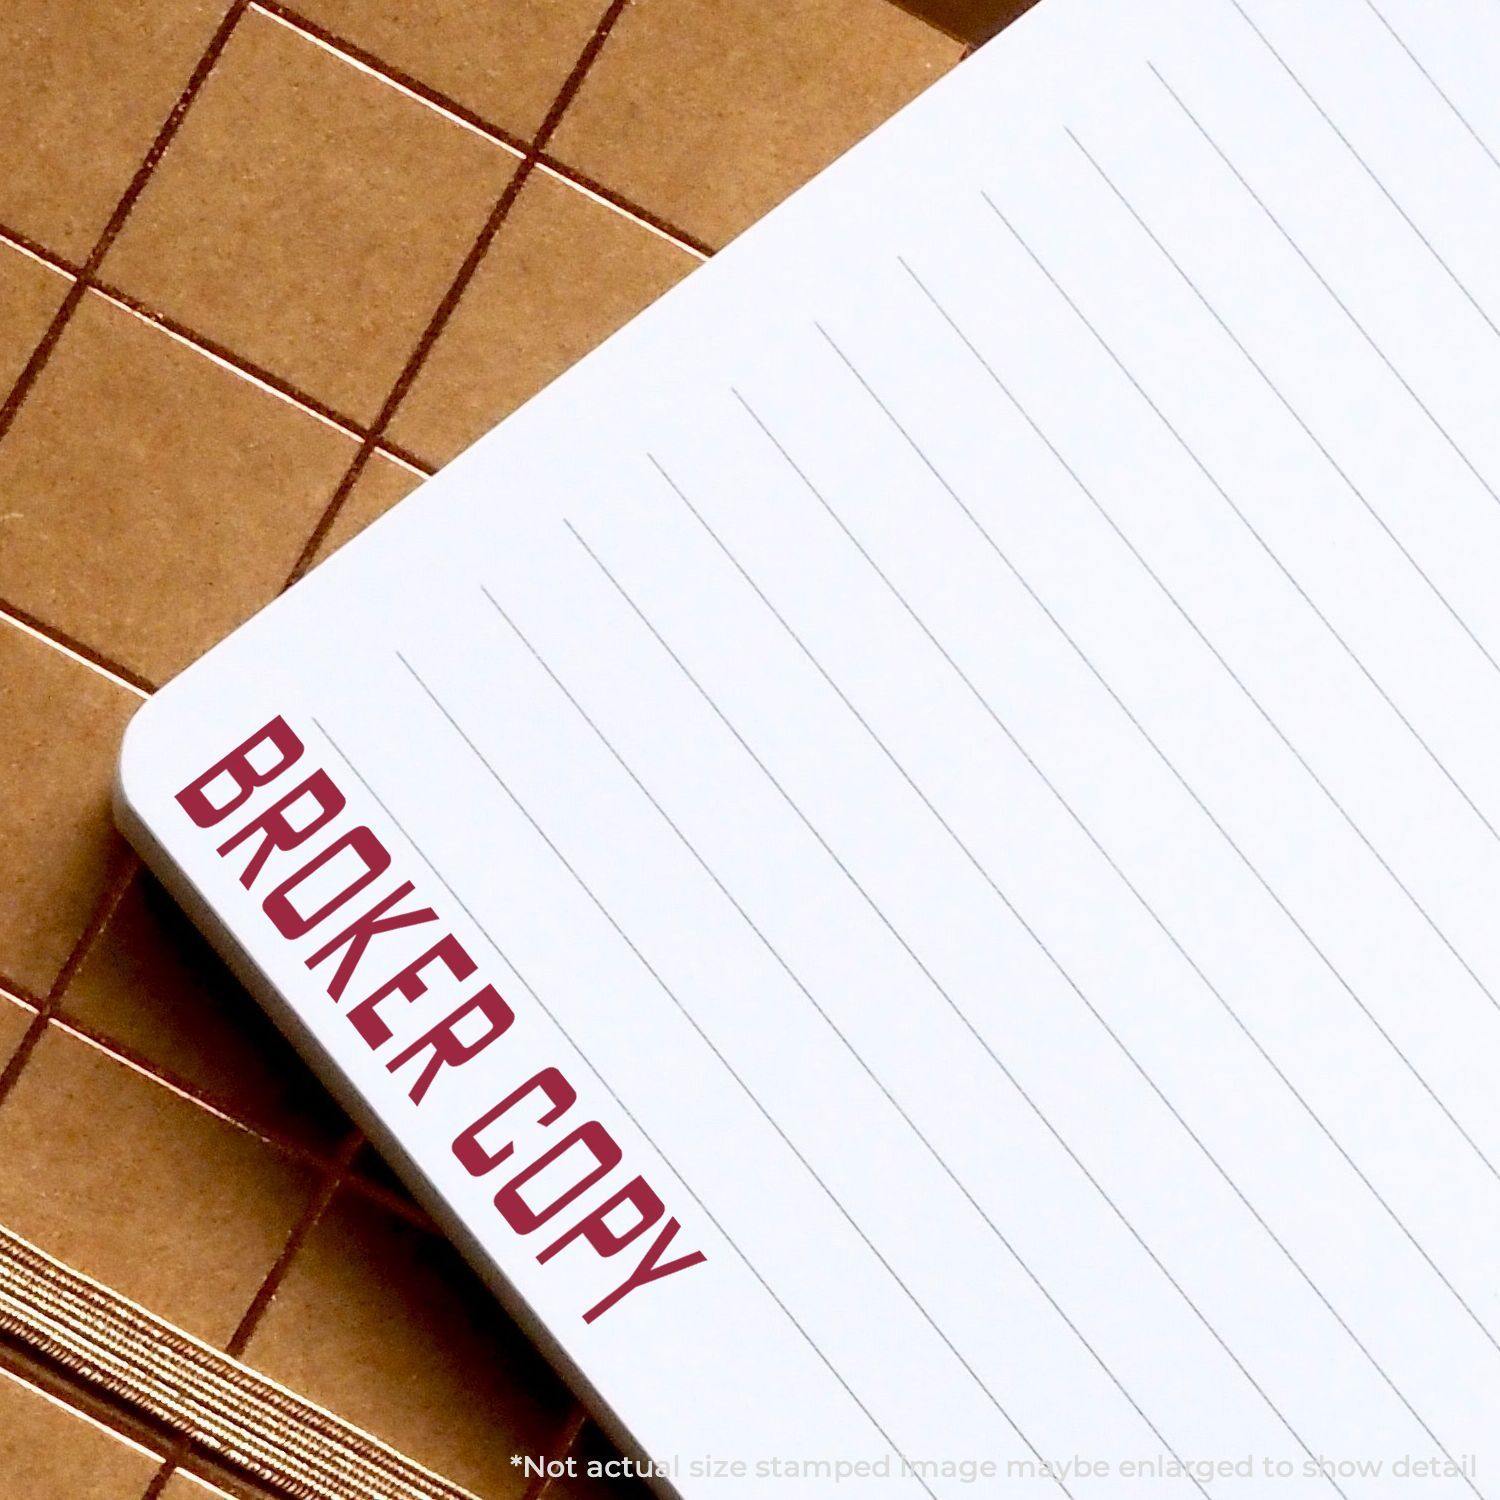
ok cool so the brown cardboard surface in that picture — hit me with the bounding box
[0,993,35,1068]
[0,1026,319,1343]
[160,1478,241,1499]
[244,1189,573,1498]
[0,1366,159,1498]
[549,0,964,248]
[0,0,229,260]
[99,8,520,425]
[311,451,425,564]
[0,0,1029,1492]
[284,0,611,142]
[0,242,70,393]
[0,292,356,685]
[61,871,350,1153]
[0,622,137,997]
[896,0,1041,43]
[389,171,699,467]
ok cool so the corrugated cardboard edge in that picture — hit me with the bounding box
[0,1219,483,1500]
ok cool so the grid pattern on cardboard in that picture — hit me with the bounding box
[0,1,1026,1494]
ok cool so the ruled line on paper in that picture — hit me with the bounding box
[1149,62,1500,519]
[1357,0,1500,175]
[941,195,1500,1177]
[309,714,936,1499]
[1063,127,1500,684]
[1054,127,1500,1034]
[807,298,1500,1354]
[390,652,1058,1495]
[675,368,1491,1485]
[1226,0,1500,342]
[635,455,1351,1492]
[974,187,1500,850]
[477,576,1212,1498]
[907,178,1500,1036]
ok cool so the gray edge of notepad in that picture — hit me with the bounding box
[112,748,678,1498]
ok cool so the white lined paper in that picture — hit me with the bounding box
[121,1,1500,1492]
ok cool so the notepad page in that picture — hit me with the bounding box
[118,0,1500,1493]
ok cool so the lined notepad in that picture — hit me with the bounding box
[118,0,1500,1492]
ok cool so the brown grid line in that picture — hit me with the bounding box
[286,0,636,583]
[333,1164,436,1233]
[139,1428,222,1498]
[228,1129,365,1358]
[3,968,442,1248]
[0,848,139,1115]
[91,276,441,478]
[247,0,529,155]
[0,0,257,710]
[0,1339,181,1472]
[95,280,374,444]
[0,220,76,281]
[141,1428,193,1500]
[141,1126,365,1498]
[48,1008,343,1169]
[526,1404,590,1500]
[141,1439,188,1500]
[3,959,437,1235]
[49,1004,435,1230]
[0,595,155,696]
[52,1013,438,1228]
[0,982,39,1015]
[0,249,438,699]
[283,166,530,582]
[51,990,438,1224]
[0,220,440,474]
[248,0,716,261]
[0,0,253,449]
[0,0,674,1235]
[530,156,717,260]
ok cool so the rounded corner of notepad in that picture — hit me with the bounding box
[112,691,179,852]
